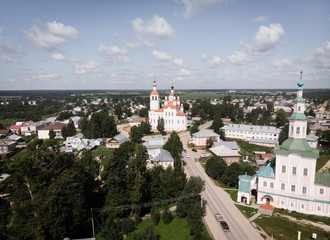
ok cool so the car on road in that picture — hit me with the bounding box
[220,221,230,232]
[215,213,223,222]
[192,149,197,152]
[202,151,208,154]
[200,154,208,157]
[186,154,191,158]
[194,158,198,162]
[183,149,187,153]
[182,160,186,166]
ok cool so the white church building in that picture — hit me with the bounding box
[148,81,187,132]
[237,74,330,217]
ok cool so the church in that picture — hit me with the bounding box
[237,74,330,217]
[148,81,187,132]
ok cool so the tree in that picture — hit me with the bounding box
[205,156,227,180]
[139,108,149,118]
[279,124,289,144]
[211,115,224,135]
[114,104,123,120]
[66,120,77,137]
[49,129,56,139]
[190,123,199,136]
[150,207,160,225]
[275,109,287,127]
[157,118,165,134]
[130,126,143,143]
[161,206,172,224]
[102,116,117,138]
[316,129,323,137]
[140,121,151,135]
[220,162,244,187]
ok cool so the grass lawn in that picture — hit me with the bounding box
[198,157,209,168]
[254,214,329,240]
[224,189,238,201]
[275,208,330,225]
[127,217,192,240]
[316,148,329,171]
[9,149,27,160]
[235,204,257,219]
[91,145,114,157]
[117,120,129,125]
[238,141,273,154]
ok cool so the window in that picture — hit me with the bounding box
[291,185,296,192]
[303,168,308,176]
[282,165,286,173]
[263,181,267,187]
[281,200,284,205]
[302,186,307,194]
[281,183,285,190]
[298,106,301,111]
[319,188,324,195]
[317,206,321,211]
[270,183,274,188]
[291,202,295,207]
[296,127,300,134]
[292,167,297,175]
[301,204,305,209]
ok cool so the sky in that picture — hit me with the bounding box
[0,0,329,90]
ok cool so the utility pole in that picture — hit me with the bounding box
[91,208,95,237]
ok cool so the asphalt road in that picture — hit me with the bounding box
[179,122,262,240]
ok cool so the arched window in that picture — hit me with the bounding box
[296,127,300,135]
[298,106,301,111]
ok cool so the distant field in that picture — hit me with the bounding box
[0,96,22,99]
[179,92,250,100]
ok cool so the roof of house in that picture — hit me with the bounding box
[0,129,10,135]
[8,134,22,141]
[112,134,128,144]
[8,125,21,130]
[213,141,239,150]
[150,90,159,95]
[257,163,275,179]
[23,120,35,126]
[75,133,84,139]
[176,111,186,116]
[275,137,319,158]
[314,170,330,186]
[222,124,280,134]
[39,122,67,131]
[209,145,241,157]
[306,134,319,142]
[0,139,16,145]
[238,174,253,193]
[152,149,174,162]
[193,130,220,138]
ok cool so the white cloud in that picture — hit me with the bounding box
[302,41,330,70]
[132,15,176,39]
[73,61,100,75]
[179,68,191,76]
[115,55,132,63]
[200,54,209,61]
[98,44,127,55]
[178,0,223,18]
[253,23,284,53]
[172,58,187,67]
[227,51,251,65]
[152,50,172,61]
[46,21,79,38]
[52,52,67,61]
[208,56,225,66]
[24,21,79,49]
[126,42,141,49]
[6,78,16,82]
[253,16,269,24]
[0,28,24,53]
[35,73,58,80]
[1,55,19,63]
[271,59,292,68]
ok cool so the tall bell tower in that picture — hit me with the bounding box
[150,81,160,110]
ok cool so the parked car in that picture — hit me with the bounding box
[200,154,208,157]
[182,160,186,166]
[194,158,198,162]
[202,151,208,154]
[220,221,230,232]
[183,149,187,153]
[192,149,197,152]
[187,154,191,158]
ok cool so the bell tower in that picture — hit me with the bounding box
[150,81,160,110]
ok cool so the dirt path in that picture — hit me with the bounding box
[275,213,330,232]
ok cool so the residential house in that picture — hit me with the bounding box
[70,116,82,129]
[221,124,280,147]
[0,140,17,158]
[147,149,174,169]
[209,142,241,165]
[106,134,128,148]
[38,122,67,139]
[20,121,51,136]
[191,130,221,147]
[129,116,145,127]
[143,137,164,159]
[306,134,319,148]
[8,125,21,134]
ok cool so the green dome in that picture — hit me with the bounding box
[297,80,304,88]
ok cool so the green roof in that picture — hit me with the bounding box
[294,97,305,102]
[238,175,252,193]
[257,163,275,179]
[239,174,253,181]
[315,171,330,186]
[290,113,307,120]
[275,137,319,158]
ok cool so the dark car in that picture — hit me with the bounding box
[220,221,230,232]
[194,158,198,162]
[192,149,197,152]
[183,149,187,153]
